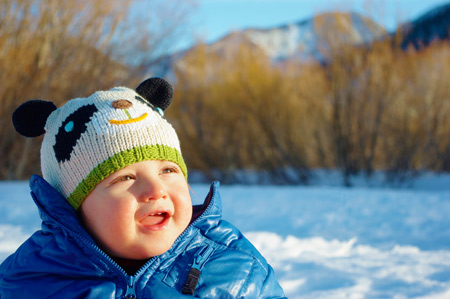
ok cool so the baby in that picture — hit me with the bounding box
[0,78,285,298]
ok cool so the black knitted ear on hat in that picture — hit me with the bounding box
[12,100,57,137]
[135,77,174,111]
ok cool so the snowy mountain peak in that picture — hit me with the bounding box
[214,12,386,62]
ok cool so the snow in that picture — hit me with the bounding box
[1,174,450,298]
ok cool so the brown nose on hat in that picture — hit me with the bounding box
[112,99,133,109]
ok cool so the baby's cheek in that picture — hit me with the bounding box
[180,204,193,228]
[102,200,135,230]
[115,202,137,224]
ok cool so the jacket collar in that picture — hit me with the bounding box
[29,174,96,242]
[191,181,222,230]
[152,181,223,270]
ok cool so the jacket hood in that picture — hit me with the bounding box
[29,174,96,243]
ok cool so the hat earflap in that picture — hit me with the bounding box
[12,100,57,137]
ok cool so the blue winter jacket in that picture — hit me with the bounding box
[0,175,286,298]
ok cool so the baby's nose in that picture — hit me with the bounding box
[142,182,167,201]
[112,99,133,109]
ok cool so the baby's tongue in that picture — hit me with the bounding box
[141,215,165,226]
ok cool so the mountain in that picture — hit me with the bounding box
[399,2,450,49]
[147,4,450,78]
[146,12,386,78]
[223,12,386,62]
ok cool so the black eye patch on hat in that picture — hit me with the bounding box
[53,104,98,163]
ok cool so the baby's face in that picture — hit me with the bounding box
[79,160,192,260]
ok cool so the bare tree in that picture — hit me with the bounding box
[0,0,196,179]
[112,0,197,71]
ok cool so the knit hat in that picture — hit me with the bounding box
[12,77,186,210]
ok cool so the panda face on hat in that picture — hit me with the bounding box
[13,78,187,210]
[50,88,165,163]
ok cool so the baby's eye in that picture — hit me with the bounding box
[160,167,177,175]
[119,175,134,181]
[108,174,134,186]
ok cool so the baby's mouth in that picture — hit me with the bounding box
[140,212,170,228]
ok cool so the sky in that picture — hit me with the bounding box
[178,0,450,51]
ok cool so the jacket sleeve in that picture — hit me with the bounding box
[237,259,287,299]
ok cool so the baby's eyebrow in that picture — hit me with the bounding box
[163,162,180,168]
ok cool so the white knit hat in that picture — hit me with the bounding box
[12,78,186,210]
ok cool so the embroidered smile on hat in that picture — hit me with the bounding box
[12,78,186,210]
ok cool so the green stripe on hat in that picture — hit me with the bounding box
[67,144,187,210]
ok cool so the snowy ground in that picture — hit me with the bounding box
[1,173,450,298]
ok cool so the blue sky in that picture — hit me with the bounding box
[179,0,449,50]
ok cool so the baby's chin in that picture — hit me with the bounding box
[111,235,181,260]
[130,247,171,260]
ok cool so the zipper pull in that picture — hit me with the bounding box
[182,246,215,295]
[192,246,214,270]
[125,276,137,299]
